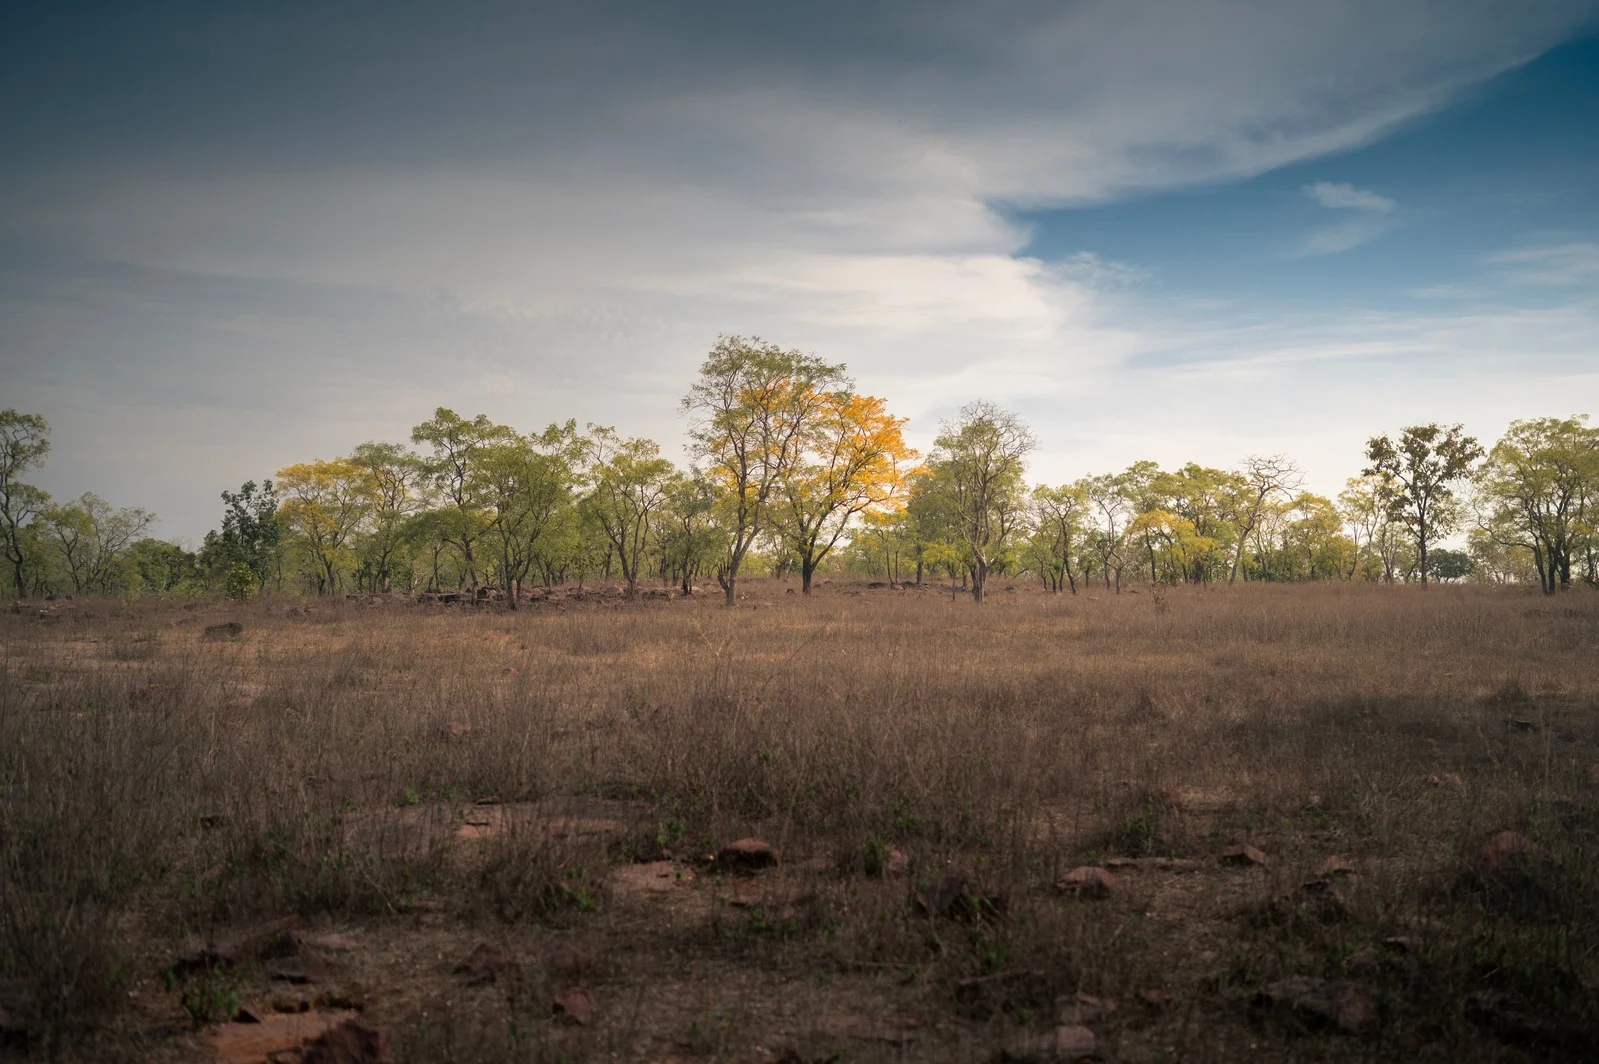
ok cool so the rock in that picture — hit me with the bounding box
[1056,866,1120,899]
[816,1013,921,1043]
[542,942,590,979]
[553,987,597,1025]
[914,874,1006,922]
[202,621,245,641]
[177,916,305,973]
[267,950,335,985]
[1477,830,1543,876]
[1136,989,1173,1009]
[716,838,780,872]
[1255,977,1375,1033]
[1317,856,1357,878]
[1587,763,1599,787]
[1426,772,1466,792]
[441,721,473,741]
[998,1024,1100,1061]
[1220,843,1268,867]
[302,1020,394,1064]
[454,943,508,986]
[1057,994,1117,1025]
[207,1009,361,1064]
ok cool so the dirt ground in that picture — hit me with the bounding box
[2,580,1597,1062]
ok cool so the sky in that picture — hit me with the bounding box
[2,0,1597,542]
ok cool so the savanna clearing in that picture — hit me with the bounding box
[3,581,1597,1063]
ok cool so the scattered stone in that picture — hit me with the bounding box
[542,942,590,979]
[816,1013,922,1044]
[1476,830,1543,877]
[1426,772,1466,792]
[454,943,508,986]
[1503,717,1539,733]
[1056,866,1119,899]
[997,1024,1100,1061]
[1317,856,1357,878]
[553,987,597,1025]
[202,621,245,641]
[207,1009,361,1064]
[1255,977,1375,1033]
[716,838,781,872]
[915,874,1006,922]
[302,1020,393,1064]
[1220,843,1269,867]
[441,721,473,741]
[1135,989,1173,1009]
[267,950,335,985]
[1382,936,1417,955]
[1057,993,1117,1025]
[177,916,305,973]
[1587,763,1599,787]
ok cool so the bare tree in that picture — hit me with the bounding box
[1228,455,1304,584]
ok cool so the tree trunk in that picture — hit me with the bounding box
[801,557,816,594]
[971,557,987,602]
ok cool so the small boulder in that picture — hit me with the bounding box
[302,1020,393,1064]
[1476,830,1543,877]
[454,943,508,986]
[716,838,780,872]
[1254,977,1374,1034]
[553,987,597,1025]
[1056,866,1119,899]
[1220,843,1269,867]
[914,874,1006,922]
[542,942,590,979]
[1317,856,1357,878]
[997,1024,1100,1061]
[202,621,245,642]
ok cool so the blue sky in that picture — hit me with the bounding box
[1,2,1597,540]
[1019,32,1599,309]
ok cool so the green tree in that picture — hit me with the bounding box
[585,428,675,599]
[926,401,1034,602]
[0,410,51,596]
[349,441,424,592]
[682,335,847,605]
[1365,424,1484,587]
[1028,483,1089,593]
[1426,548,1474,583]
[200,480,281,594]
[1473,415,1597,594]
[411,408,506,587]
[38,493,155,594]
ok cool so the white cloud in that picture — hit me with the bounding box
[1486,243,1599,285]
[3,0,1598,536]
[1303,181,1398,212]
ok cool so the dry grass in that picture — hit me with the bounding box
[2,581,1597,1061]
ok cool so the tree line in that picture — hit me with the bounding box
[2,337,1595,601]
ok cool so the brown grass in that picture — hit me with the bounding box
[2,581,1597,1061]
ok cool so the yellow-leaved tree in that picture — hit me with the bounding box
[777,392,917,594]
[275,458,374,594]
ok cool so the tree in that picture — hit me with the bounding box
[411,408,505,587]
[1365,424,1484,587]
[1473,416,1597,594]
[1338,474,1405,581]
[478,423,582,605]
[927,401,1034,602]
[1227,455,1304,584]
[1426,548,1474,583]
[1083,472,1133,592]
[585,428,675,599]
[38,493,154,594]
[1029,483,1089,593]
[657,472,725,596]
[682,335,847,605]
[0,410,51,596]
[126,538,199,593]
[201,480,281,594]
[276,459,374,595]
[776,392,916,594]
[349,441,423,592]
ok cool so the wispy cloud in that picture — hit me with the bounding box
[1486,243,1599,285]
[1299,182,1397,255]
[1303,181,1397,212]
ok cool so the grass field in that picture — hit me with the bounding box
[2,581,1597,1062]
